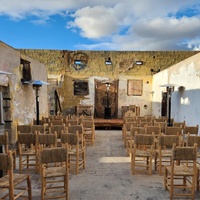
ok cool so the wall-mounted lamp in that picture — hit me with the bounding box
[135,61,143,65]
[105,57,112,65]
[150,69,160,74]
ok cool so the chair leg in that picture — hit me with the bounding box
[197,168,200,191]
[164,167,167,190]
[27,175,32,200]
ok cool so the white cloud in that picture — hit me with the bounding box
[0,0,200,50]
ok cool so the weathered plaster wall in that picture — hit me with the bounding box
[0,41,48,143]
[19,49,200,117]
[152,52,200,132]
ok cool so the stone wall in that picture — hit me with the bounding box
[19,49,199,117]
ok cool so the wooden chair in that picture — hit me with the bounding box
[61,132,86,174]
[154,135,180,175]
[126,126,145,156]
[81,120,95,146]
[0,151,32,199]
[186,134,200,191]
[122,122,138,148]
[18,132,38,173]
[39,147,69,200]
[164,143,197,200]
[0,131,16,170]
[131,133,155,175]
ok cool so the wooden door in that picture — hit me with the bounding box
[94,79,118,118]
[161,92,167,117]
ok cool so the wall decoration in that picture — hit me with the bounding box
[127,79,143,96]
[71,52,89,70]
[73,80,89,95]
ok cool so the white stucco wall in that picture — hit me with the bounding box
[0,41,49,142]
[152,52,200,131]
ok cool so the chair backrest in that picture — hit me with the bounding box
[81,121,94,129]
[158,135,180,147]
[171,143,197,161]
[40,147,68,164]
[17,124,32,133]
[49,119,63,126]
[61,132,79,146]
[134,134,154,145]
[165,127,182,135]
[184,125,199,136]
[49,124,66,138]
[0,152,13,171]
[18,132,37,145]
[146,125,161,136]
[0,132,8,152]
[37,133,57,149]
[139,121,152,127]
[131,126,146,136]
[154,118,167,123]
[31,124,46,134]
[68,124,84,134]
[187,134,200,147]
[154,122,167,133]
[33,119,46,125]
[173,121,185,128]
[66,118,78,126]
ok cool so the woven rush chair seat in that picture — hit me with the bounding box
[40,147,69,200]
[164,144,197,200]
[0,151,32,200]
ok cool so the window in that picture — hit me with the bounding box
[74,80,89,95]
[127,79,143,96]
[20,59,32,83]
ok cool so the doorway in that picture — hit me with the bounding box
[161,92,167,116]
[94,79,118,118]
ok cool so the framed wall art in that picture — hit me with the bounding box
[127,79,143,96]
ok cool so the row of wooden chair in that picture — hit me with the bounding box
[17,128,86,175]
[129,132,200,199]
[0,146,70,200]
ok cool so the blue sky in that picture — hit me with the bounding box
[0,0,200,51]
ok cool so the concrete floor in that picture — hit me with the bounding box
[15,130,200,200]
